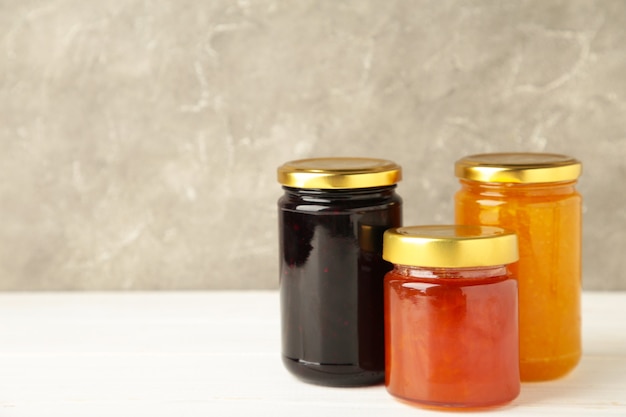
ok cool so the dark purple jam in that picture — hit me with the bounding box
[278,185,402,386]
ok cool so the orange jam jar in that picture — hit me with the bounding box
[383,225,520,409]
[454,153,582,381]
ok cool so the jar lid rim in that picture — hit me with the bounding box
[277,157,401,189]
[383,225,519,267]
[455,152,581,183]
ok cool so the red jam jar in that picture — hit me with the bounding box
[383,225,520,408]
[277,157,402,386]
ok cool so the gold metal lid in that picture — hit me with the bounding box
[455,152,582,184]
[277,157,401,189]
[383,225,519,267]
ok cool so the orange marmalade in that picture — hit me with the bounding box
[454,153,582,381]
[383,225,520,408]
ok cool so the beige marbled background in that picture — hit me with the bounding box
[1,0,625,290]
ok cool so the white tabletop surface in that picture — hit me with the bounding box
[0,291,624,416]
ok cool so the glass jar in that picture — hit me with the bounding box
[277,157,402,386]
[383,225,520,408]
[454,152,582,381]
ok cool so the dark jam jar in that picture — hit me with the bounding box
[277,157,402,386]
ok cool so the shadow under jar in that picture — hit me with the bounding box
[277,157,402,386]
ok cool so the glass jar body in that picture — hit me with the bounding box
[278,185,402,386]
[384,265,520,408]
[455,179,582,381]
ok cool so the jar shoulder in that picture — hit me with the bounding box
[385,266,512,286]
[455,188,581,204]
[279,189,402,211]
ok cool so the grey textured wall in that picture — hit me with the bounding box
[1,0,625,290]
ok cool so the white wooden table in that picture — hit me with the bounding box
[0,291,624,416]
